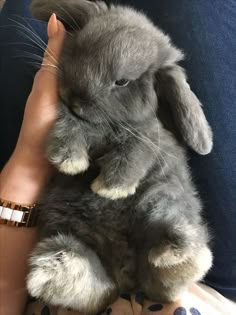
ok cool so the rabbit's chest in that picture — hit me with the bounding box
[86,124,126,159]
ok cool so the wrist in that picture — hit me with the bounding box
[0,150,52,204]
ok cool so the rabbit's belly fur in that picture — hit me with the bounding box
[27,129,212,313]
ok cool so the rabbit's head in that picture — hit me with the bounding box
[31,0,213,154]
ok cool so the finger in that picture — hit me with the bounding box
[32,14,65,92]
[42,13,65,67]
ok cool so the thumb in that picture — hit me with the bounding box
[43,13,66,67]
[32,14,65,91]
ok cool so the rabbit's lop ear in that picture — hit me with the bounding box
[155,44,213,155]
[30,0,108,30]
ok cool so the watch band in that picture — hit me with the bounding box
[0,198,38,227]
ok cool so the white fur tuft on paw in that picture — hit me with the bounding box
[148,246,190,268]
[91,176,137,200]
[192,246,213,281]
[58,156,89,175]
[27,236,116,313]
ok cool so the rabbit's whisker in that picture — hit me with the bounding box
[55,2,80,31]
[9,18,61,67]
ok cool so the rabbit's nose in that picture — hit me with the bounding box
[69,99,94,113]
[71,105,85,117]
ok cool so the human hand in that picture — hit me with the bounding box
[14,13,65,170]
[0,14,65,204]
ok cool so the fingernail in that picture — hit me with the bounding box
[47,13,58,38]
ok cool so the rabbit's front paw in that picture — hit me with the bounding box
[91,175,138,200]
[47,144,89,175]
[58,155,89,175]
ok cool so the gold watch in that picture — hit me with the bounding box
[0,198,38,227]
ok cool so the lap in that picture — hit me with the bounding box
[25,284,235,315]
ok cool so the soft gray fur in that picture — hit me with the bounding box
[27,1,213,313]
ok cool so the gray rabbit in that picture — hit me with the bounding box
[27,1,213,313]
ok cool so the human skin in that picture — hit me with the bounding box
[0,14,65,315]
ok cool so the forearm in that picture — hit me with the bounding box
[0,151,51,315]
[0,226,37,315]
[0,148,52,203]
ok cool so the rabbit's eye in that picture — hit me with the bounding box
[115,79,130,87]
